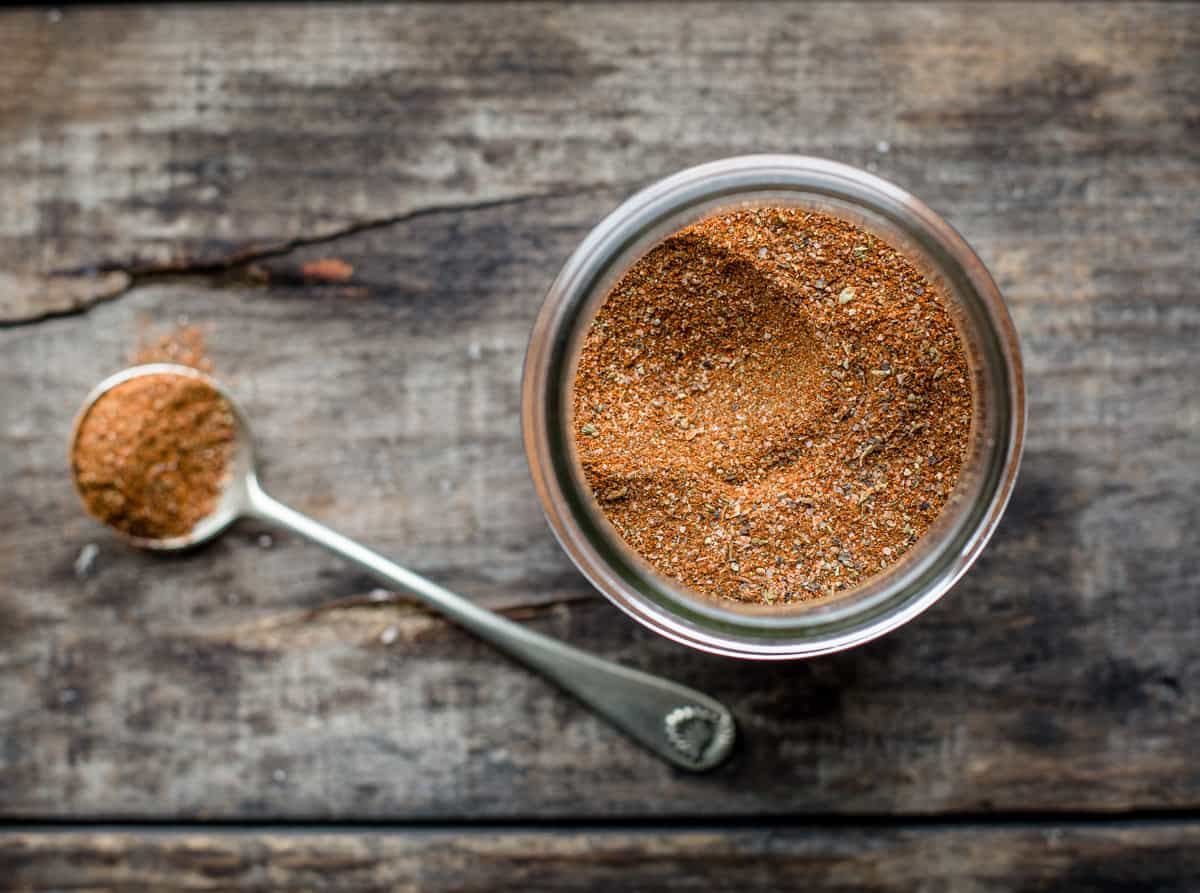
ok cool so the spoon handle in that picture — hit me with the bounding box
[243,476,736,771]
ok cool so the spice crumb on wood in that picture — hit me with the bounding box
[131,322,214,372]
[572,207,972,604]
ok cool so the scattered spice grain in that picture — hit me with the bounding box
[572,207,973,604]
[132,322,214,372]
[72,373,236,539]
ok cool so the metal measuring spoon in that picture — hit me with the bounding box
[71,363,736,771]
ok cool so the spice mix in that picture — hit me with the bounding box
[72,372,236,540]
[573,207,973,605]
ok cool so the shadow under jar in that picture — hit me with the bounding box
[522,156,1024,660]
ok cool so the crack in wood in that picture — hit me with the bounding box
[301,589,600,624]
[0,270,132,326]
[0,187,607,329]
[212,589,603,652]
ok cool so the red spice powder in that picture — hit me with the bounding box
[572,207,973,604]
[72,373,236,540]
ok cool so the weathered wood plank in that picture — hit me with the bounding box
[1,207,1197,816]
[4,825,1199,892]
[2,3,1197,316]
[1,2,1198,820]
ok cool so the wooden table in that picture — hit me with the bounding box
[2,4,1198,889]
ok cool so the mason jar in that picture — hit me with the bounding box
[522,155,1024,660]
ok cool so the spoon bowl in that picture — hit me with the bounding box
[71,363,254,551]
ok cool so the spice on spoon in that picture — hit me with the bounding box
[572,207,973,604]
[71,373,236,539]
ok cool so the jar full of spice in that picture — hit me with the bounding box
[522,156,1024,659]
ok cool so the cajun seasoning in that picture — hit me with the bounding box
[572,207,972,604]
[72,373,236,539]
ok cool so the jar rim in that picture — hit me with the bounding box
[522,155,1025,659]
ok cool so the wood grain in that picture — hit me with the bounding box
[1,2,1198,822]
[4,825,1199,892]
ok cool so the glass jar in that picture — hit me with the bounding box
[522,156,1024,659]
